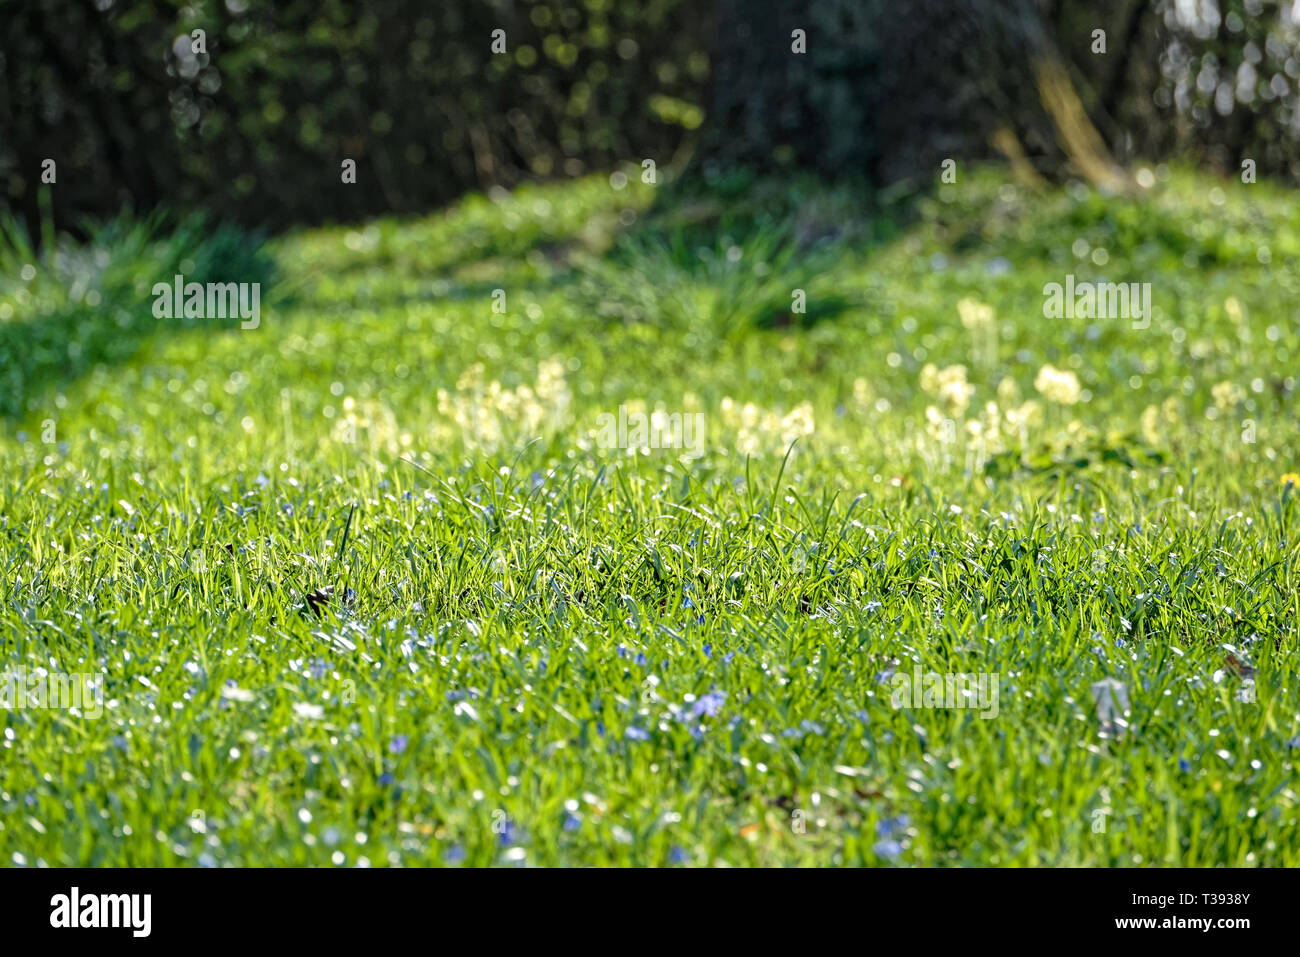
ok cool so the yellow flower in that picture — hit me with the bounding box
[1140,405,1161,445]
[919,363,974,417]
[957,297,994,329]
[1034,364,1081,405]
[1211,381,1244,411]
[1281,472,1300,488]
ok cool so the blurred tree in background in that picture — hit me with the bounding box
[2,0,1299,238]
[1057,0,1300,180]
[1,0,710,235]
[699,0,1300,187]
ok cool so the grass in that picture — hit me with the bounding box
[1,166,1298,866]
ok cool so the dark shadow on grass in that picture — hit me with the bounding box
[566,165,928,336]
[0,212,276,421]
[0,170,931,422]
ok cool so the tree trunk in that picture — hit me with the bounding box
[699,0,1123,188]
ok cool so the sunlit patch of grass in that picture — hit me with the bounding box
[0,168,1297,866]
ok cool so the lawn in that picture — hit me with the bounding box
[1,167,1298,866]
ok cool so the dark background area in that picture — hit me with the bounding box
[3,0,1300,237]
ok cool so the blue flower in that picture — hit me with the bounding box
[625,726,650,742]
[876,814,909,837]
[562,812,581,832]
[1178,758,1192,772]
[444,844,467,864]
[873,838,903,860]
[692,691,726,718]
[668,846,688,864]
[782,719,824,739]
[389,735,409,754]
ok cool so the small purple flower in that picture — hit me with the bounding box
[562,812,581,832]
[378,772,395,787]
[445,844,467,864]
[308,658,328,680]
[625,726,650,742]
[668,846,688,864]
[782,719,823,738]
[389,734,409,755]
[876,814,909,837]
[873,838,903,860]
[692,691,726,718]
[1178,758,1192,772]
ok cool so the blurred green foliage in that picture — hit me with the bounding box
[0,0,710,234]
[3,0,1299,238]
[0,194,275,418]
